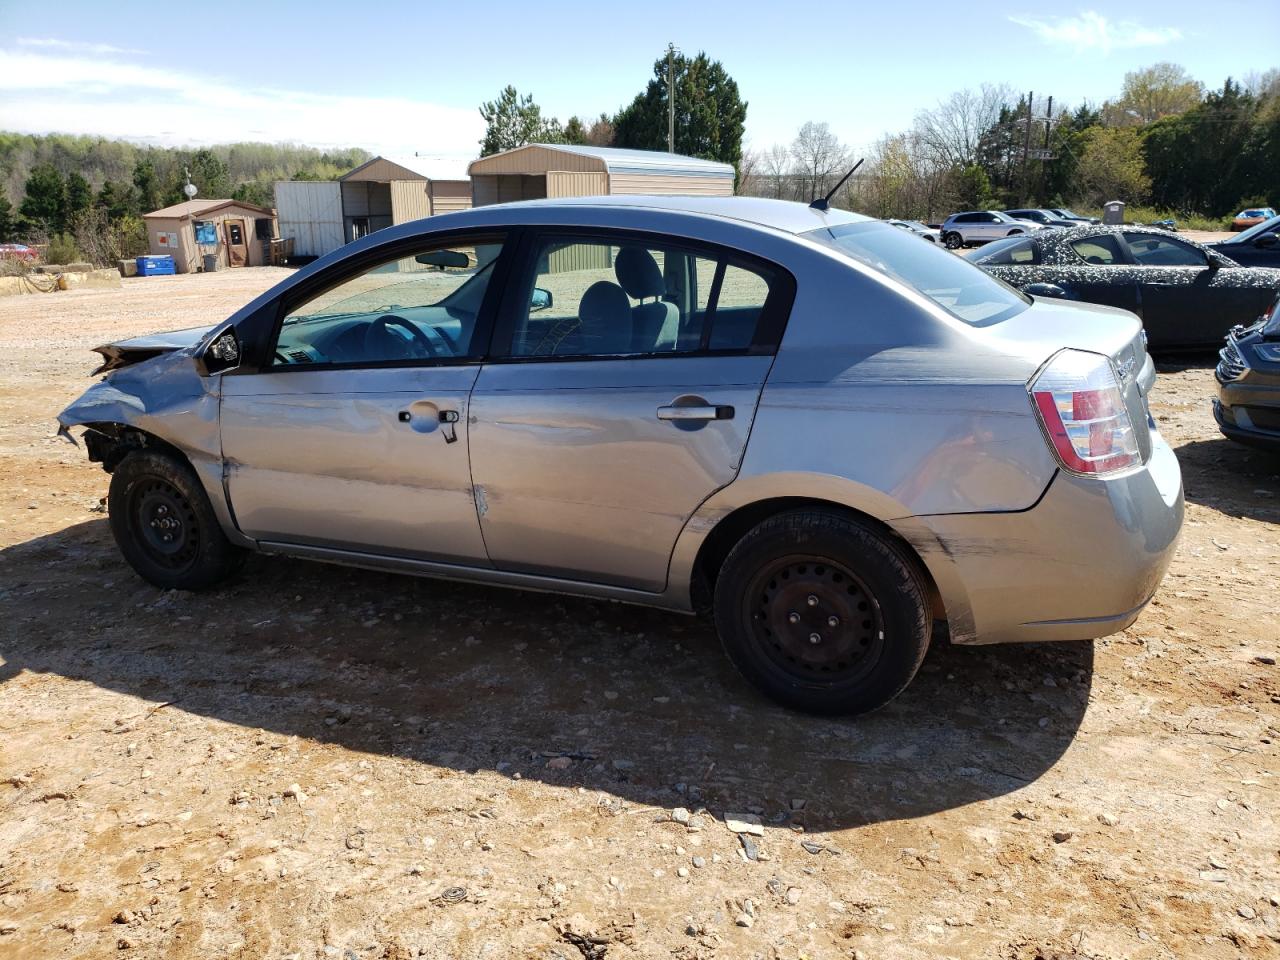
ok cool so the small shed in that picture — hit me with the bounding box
[142,199,277,274]
[338,155,472,241]
[468,144,735,206]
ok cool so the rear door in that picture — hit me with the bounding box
[468,230,794,592]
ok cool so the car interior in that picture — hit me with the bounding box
[509,242,766,358]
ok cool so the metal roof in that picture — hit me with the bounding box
[341,155,472,182]
[472,144,735,179]
[142,199,274,219]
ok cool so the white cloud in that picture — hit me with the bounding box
[0,47,484,158]
[16,36,146,56]
[1009,11,1182,53]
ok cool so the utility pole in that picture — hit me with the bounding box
[1020,90,1034,204]
[1039,95,1053,201]
[667,42,676,154]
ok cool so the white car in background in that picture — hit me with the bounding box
[940,210,1044,249]
[885,219,941,243]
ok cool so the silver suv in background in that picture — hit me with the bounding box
[940,210,1044,249]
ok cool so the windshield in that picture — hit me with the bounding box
[1054,208,1084,219]
[806,221,1030,326]
[1231,214,1280,244]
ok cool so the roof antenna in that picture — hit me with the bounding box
[810,158,863,211]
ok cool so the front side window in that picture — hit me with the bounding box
[506,237,778,358]
[808,221,1030,326]
[1069,234,1127,266]
[273,238,504,366]
[1122,232,1207,267]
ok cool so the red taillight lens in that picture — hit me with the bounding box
[1030,350,1141,476]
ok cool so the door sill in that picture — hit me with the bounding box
[257,540,689,612]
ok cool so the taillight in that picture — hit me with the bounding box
[1030,349,1141,476]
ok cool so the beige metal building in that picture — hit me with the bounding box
[142,199,277,274]
[338,156,472,241]
[468,144,735,205]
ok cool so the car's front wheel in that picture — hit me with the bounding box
[712,510,931,715]
[108,450,244,590]
[943,232,963,249]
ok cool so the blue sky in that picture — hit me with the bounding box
[0,1,1275,159]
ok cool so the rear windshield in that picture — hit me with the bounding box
[805,221,1030,326]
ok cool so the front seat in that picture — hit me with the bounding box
[615,247,680,352]
[576,281,634,355]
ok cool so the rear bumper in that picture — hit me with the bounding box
[897,429,1183,645]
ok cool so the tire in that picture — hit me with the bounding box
[108,450,244,590]
[943,232,963,249]
[712,510,931,715]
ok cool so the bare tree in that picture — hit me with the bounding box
[912,84,1012,169]
[759,143,793,199]
[790,121,848,203]
[736,147,763,197]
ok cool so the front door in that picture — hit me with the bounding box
[220,234,509,563]
[1122,232,1219,348]
[469,232,792,592]
[224,218,249,267]
[1059,234,1141,315]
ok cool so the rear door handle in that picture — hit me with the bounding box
[657,404,734,421]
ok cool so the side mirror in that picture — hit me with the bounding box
[531,287,553,312]
[1022,282,1070,300]
[1256,233,1279,249]
[199,328,241,375]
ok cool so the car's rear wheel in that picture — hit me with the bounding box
[712,510,931,715]
[1007,229,1024,236]
[109,450,244,590]
[944,232,963,249]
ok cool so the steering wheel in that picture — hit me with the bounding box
[364,314,437,360]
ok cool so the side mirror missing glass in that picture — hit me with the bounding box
[531,287,553,312]
[200,329,241,375]
[1022,282,1070,300]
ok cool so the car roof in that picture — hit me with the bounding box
[481,194,872,235]
[1031,223,1207,250]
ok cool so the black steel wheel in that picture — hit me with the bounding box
[109,449,244,590]
[713,510,931,715]
[128,477,201,572]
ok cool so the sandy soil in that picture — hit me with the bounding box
[1,269,1277,960]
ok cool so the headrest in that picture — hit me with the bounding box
[614,247,665,299]
[578,281,632,329]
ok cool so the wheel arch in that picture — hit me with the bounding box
[679,492,946,628]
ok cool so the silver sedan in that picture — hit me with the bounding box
[58,196,1184,714]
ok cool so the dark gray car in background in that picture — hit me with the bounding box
[967,225,1280,350]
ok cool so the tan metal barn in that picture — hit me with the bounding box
[338,156,472,241]
[468,144,735,206]
[142,199,277,274]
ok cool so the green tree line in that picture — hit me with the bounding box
[0,133,370,250]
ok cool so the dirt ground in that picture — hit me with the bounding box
[1,268,1277,960]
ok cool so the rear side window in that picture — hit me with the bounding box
[1069,235,1127,266]
[807,221,1030,326]
[503,235,784,358]
[954,213,977,224]
[973,237,1040,265]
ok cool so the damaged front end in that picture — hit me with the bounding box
[57,333,251,546]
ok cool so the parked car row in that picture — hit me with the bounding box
[964,225,1280,350]
[59,195,1184,716]
[935,207,1104,249]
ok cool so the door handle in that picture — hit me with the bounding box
[397,407,460,443]
[657,404,734,421]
